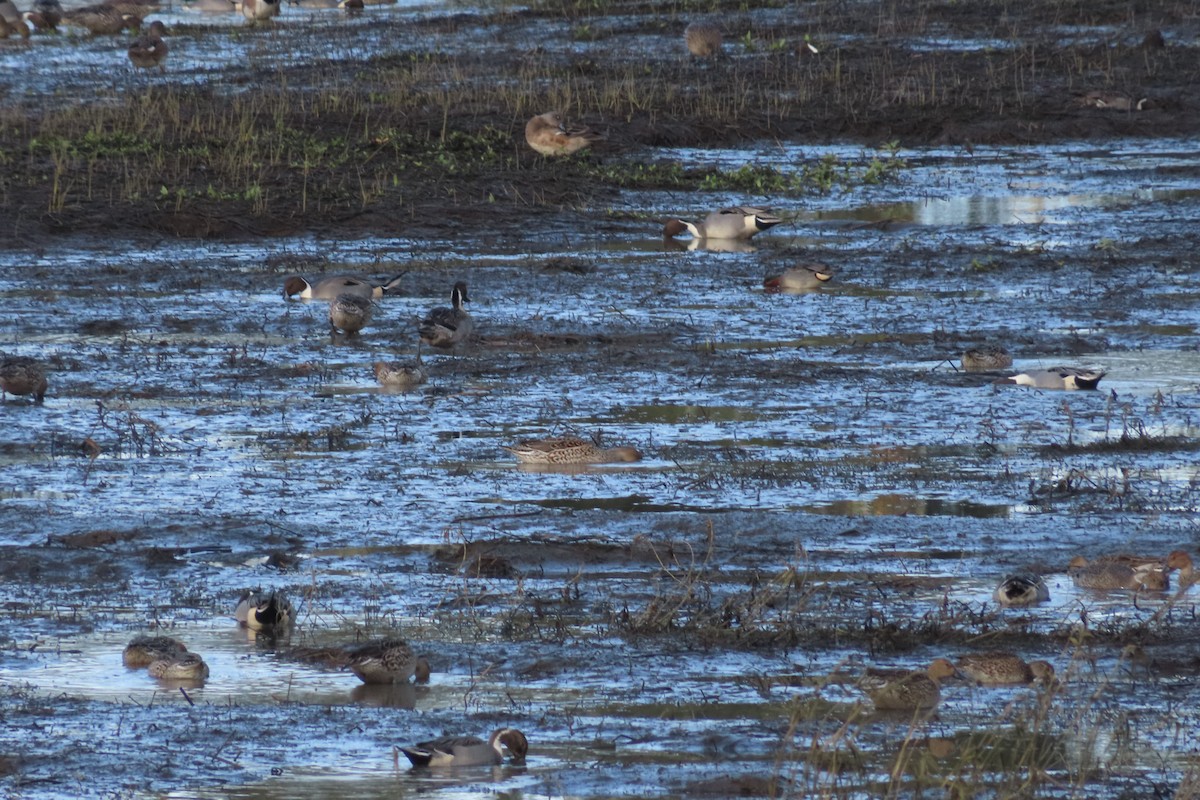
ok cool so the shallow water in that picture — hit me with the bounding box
[2,105,1200,800]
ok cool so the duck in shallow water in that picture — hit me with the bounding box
[398,728,528,767]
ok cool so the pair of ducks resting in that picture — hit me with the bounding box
[285,274,473,349]
[864,652,1055,712]
[963,346,1106,391]
[993,549,1194,607]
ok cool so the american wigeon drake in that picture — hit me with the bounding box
[241,0,280,22]
[684,21,722,57]
[1067,550,1193,591]
[993,573,1049,607]
[127,20,167,69]
[346,638,418,684]
[506,435,641,465]
[24,0,63,30]
[763,263,835,293]
[419,281,472,349]
[663,206,783,241]
[62,5,140,34]
[524,112,603,157]
[329,293,373,336]
[955,653,1055,686]
[0,356,48,403]
[863,658,956,711]
[283,274,402,301]
[235,590,294,633]
[962,345,1013,371]
[373,346,427,389]
[148,652,209,681]
[997,367,1105,391]
[123,635,188,667]
[399,728,528,768]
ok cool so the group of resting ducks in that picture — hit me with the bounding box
[855,548,1197,712]
[121,590,529,767]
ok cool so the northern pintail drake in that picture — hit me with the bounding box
[373,346,427,389]
[399,728,528,768]
[123,635,188,667]
[955,653,1055,686]
[763,263,835,293]
[507,435,641,465]
[862,658,955,711]
[24,0,62,29]
[998,367,1105,391]
[62,5,141,33]
[663,206,783,241]
[241,0,279,22]
[1067,550,1193,591]
[235,590,294,633]
[329,293,373,336]
[684,21,722,57]
[419,281,472,349]
[993,573,1049,607]
[346,638,418,684]
[127,20,167,69]
[148,652,209,681]
[962,345,1013,371]
[283,274,402,301]
[0,356,48,403]
[525,112,603,157]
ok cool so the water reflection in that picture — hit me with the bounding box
[662,237,758,254]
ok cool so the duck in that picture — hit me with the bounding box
[862,658,956,711]
[0,356,48,403]
[0,0,29,35]
[418,281,472,349]
[961,345,1013,371]
[996,367,1105,391]
[763,263,835,293]
[235,590,293,633]
[399,728,528,768]
[663,207,783,241]
[346,638,418,684]
[1067,550,1193,591]
[241,0,279,22]
[180,0,235,12]
[684,21,721,57]
[506,435,641,465]
[123,635,188,667]
[1080,91,1148,111]
[373,346,427,389]
[955,653,1055,686]
[24,0,63,29]
[524,112,603,157]
[0,13,29,35]
[0,0,24,25]
[62,5,141,34]
[329,293,373,336]
[993,573,1049,607]
[283,274,402,301]
[148,652,210,681]
[127,19,167,69]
